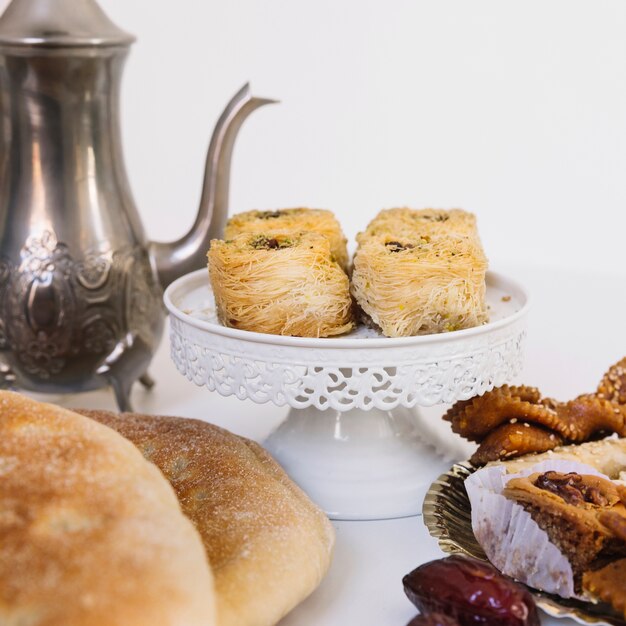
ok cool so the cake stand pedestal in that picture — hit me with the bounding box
[164,269,530,520]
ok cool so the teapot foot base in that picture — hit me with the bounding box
[108,373,133,412]
[107,370,155,412]
[139,372,155,389]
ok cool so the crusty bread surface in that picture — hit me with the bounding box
[78,409,336,626]
[0,391,215,626]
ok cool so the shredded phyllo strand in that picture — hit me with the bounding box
[208,232,354,338]
[351,208,488,337]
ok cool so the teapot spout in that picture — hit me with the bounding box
[149,83,277,288]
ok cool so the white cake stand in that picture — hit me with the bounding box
[164,269,530,520]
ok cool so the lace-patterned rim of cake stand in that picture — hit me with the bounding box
[164,269,531,520]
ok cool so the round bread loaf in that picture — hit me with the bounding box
[77,409,336,626]
[0,391,215,626]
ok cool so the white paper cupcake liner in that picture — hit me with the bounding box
[465,459,608,599]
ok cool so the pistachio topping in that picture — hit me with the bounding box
[250,235,294,250]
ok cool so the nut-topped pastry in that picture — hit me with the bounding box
[465,458,626,599]
[455,357,626,618]
[351,208,488,338]
[208,232,353,337]
[225,208,349,271]
[503,471,626,584]
[357,208,479,244]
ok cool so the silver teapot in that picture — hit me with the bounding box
[0,0,275,409]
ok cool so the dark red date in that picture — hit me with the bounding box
[402,555,539,626]
[407,613,460,626]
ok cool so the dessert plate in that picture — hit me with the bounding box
[164,269,530,519]
[423,463,625,625]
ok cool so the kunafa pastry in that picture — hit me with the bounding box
[357,208,479,244]
[225,208,349,271]
[351,209,488,337]
[208,232,353,337]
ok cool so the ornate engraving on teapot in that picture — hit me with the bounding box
[0,0,275,408]
[2,231,74,379]
[0,230,163,403]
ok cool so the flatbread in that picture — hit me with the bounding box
[78,409,335,626]
[0,392,215,626]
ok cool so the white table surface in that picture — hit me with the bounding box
[40,263,626,626]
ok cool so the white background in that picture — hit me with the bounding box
[0,0,626,626]
[2,0,625,274]
[3,3,626,624]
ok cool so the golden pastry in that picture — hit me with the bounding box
[208,232,353,337]
[356,208,479,244]
[225,208,349,271]
[583,559,626,618]
[597,357,626,405]
[445,383,626,465]
[504,471,626,585]
[556,395,626,441]
[351,209,488,337]
[470,422,563,465]
[78,409,335,626]
[444,385,561,442]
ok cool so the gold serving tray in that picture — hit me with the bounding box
[423,462,625,626]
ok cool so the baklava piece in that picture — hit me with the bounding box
[208,232,353,338]
[351,209,488,337]
[503,471,626,586]
[225,208,349,272]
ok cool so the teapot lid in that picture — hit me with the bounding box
[0,0,135,47]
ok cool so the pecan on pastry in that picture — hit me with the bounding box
[533,471,613,507]
[583,559,626,619]
[503,472,626,585]
[470,423,563,465]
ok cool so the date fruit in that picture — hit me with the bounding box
[402,555,539,626]
[407,613,460,626]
